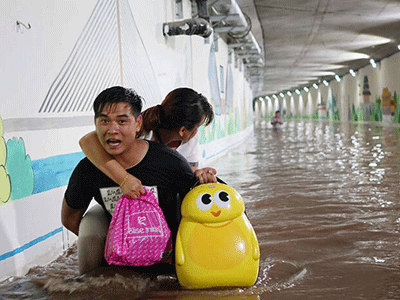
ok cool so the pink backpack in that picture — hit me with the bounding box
[104,188,172,266]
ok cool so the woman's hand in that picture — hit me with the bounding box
[194,167,217,184]
[121,173,145,199]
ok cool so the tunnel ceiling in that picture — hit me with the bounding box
[234,0,400,98]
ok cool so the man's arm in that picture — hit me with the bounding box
[61,198,86,236]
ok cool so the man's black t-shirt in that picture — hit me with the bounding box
[64,140,196,236]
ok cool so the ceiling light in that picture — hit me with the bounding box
[273,94,278,100]
[323,80,329,86]
[398,44,400,50]
[259,97,263,101]
[370,58,377,68]
[304,86,309,92]
[279,92,285,98]
[335,74,341,82]
[349,69,356,77]
[295,89,301,95]
[265,95,270,101]
[287,91,292,96]
[313,83,318,89]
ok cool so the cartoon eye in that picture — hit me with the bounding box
[214,190,231,208]
[196,193,213,211]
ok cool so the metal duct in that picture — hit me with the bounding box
[196,0,210,21]
[163,18,213,38]
[208,0,263,65]
[209,0,248,34]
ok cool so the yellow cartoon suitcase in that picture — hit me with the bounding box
[175,181,260,289]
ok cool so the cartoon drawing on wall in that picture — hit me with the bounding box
[219,65,227,114]
[394,93,400,124]
[6,137,34,201]
[363,76,371,103]
[39,0,161,114]
[317,100,327,119]
[362,76,375,122]
[200,119,216,145]
[374,96,383,122]
[0,117,11,205]
[381,87,396,123]
[225,64,234,114]
[226,63,236,134]
[327,89,340,120]
[209,42,222,115]
[350,104,355,121]
[0,116,32,203]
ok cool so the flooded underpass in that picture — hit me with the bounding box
[1,119,400,300]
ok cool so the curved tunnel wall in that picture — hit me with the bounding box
[255,51,400,125]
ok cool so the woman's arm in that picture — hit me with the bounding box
[193,166,217,184]
[79,131,144,198]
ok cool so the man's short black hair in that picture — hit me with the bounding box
[93,86,143,118]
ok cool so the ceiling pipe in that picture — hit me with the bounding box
[209,0,263,66]
[163,18,213,38]
[162,0,212,38]
[209,0,248,33]
[196,0,210,21]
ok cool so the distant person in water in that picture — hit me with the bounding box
[271,110,283,129]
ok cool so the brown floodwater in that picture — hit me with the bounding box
[1,119,400,299]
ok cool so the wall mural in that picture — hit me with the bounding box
[208,42,222,116]
[0,117,11,205]
[0,117,87,204]
[327,88,340,121]
[350,76,399,123]
[39,0,161,114]
[260,75,399,123]
[225,63,234,114]
[38,0,121,113]
[0,117,33,204]
[201,42,251,148]
[362,76,375,121]
[6,137,34,200]
[0,0,163,205]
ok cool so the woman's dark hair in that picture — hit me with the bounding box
[140,87,214,134]
[93,86,143,118]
